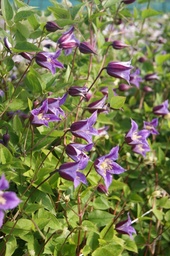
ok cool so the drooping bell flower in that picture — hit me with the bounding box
[94,146,125,189]
[47,93,67,117]
[125,119,148,145]
[112,40,129,50]
[115,213,136,238]
[143,118,159,137]
[68,86,88,98]
[79,41,97,54]
[131,141,150,157]
[45,21,62,32]
[106,61,133,84]
[143,86,153,93]
[97,184,108,194]
[86,96,108,114]
[57,26,80,55]
[70,111,98,143]
[0,174,21,228]
[35,50,64,74]
[130,69,142,88]
[153,100,169,116]
[19,52,32,61]
[65,143,93,170]
[58,162,87,188]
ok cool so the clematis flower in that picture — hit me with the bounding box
[65,143,93,169]
[30,99,62,127]
[47,93,67,117]
[97,184,108,194]
[153,100,169,116]
[115,213,136,238]
[94,146,125,189]
[144,73,158,81]
[106,61,133,84]
[130,69,143,88]
[58,162,87,188]
[0,174,20,228]
[131,141,150,157]
[125,119,148,145]
[143,118,159,137]
[68,86,88,98]
[119,83,132,91]
[57,26,80,55]
[70,111,98,143]
[35,50,64,74]
[79,41,97,54]
[87,95,108,113]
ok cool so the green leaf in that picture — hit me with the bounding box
[142,9,161,19]
[155,54,170,66]
[13,42,40,52]
[153,208,164,221]
[93,196,110,210]
[14,10,35,22]
[165,210,170,222]
[5,236,17,256]
[8,99,25,111]
[129,192,144,203]
[92,242,123,256]
[1,0,13,21]
[16,22,30,38]
[88,210,113,227]
[48,6,71,19]
[123,236,138,253]
[3,57,14,72]
[109,96,126,109]
[100,221,114,241]
[0,144,12,164]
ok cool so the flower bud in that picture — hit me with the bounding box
[68,86,88,97]
[79,42,97,54]
[119,83,132,91]
[97,184,108,194]
[19,52,32,61]
[144,73,158,81]
[3,133,10,146]
[45,21,62,32]
[138,56,147,63]
[112,40,129,50]
[3,37,12,52]
[100,87,108,96]
[122,0,136,4]
[143,86,153,93]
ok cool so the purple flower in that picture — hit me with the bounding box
[65,143,93,170]
[68,86,88,98]
[4,37,12,52]
[143,118,159,137]
[0,175,20,228]
[87,96,108,113]
[57,26,80,55]
[130,69,143,88]
[112,40,129,50]
[153,100,169,116]
[45,21,62,32]
[47,93,67,117]
[70,111,98,143]
[125,119,148,145]
[94,146,125,189]
[122,0,136,4]
[30,99,61,127]
[0,89,5,98]
[119,83,132,91]
[79,42,97,54]
[115,213,136,238]
[106,61,133,84]
[35,50,64,74]
[131,141,150,157]
[97,184,108,194]
[58,162,87,188]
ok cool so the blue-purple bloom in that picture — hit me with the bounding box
[35,50,64,74]
[30,94,67,127]
[70,111,98,143]
[153,100,169,116]
[87,95,108,113]
[0,175,20,228]
[65,143,93,170]
[68,86,88,98]
[94,146,125,189]
[112,40,129,50]
[79,41,96,54]
[106,61,133,84]
[45,21,62,32]
[143,118,159,137]
[57,26,80,55]
[125,119,151,157]
[115,213,136,238]
[130,69,142,88]
[58,162,87,188]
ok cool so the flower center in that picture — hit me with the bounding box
[0,191,6,205]
[100,158,112,175]
[132,131,141,141]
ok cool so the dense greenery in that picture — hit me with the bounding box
[0,0,170,255]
